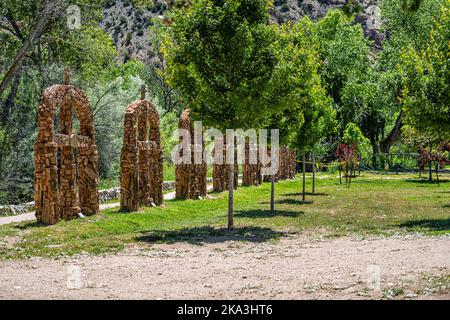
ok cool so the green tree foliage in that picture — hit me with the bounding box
[376,0,443,156]
[336,122,370,187]
[53,26,118,82]
[144,20,183,114]
[340,74,389,160]
[164,0,282,129]
[378,0,442,96]
[381,0,440,51]
[315,10,370,112]
[312,10,387,156]
[0,0,109,96]
[159,111,179,161]
[163,0,325,227]
[271,18,336,154]
[342,122,370,154]
[399,0,450,140]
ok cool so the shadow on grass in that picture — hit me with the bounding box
[276,199,313,205]
[235,209,303,218]
[13,221,45,230]
[443,204,450,208]
[136,226,286,245]
[398,218,450,231]
[283,192,329,197]
[404,179,449,184]
[258,199,313,205]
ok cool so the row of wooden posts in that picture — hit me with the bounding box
[34,76,302,225]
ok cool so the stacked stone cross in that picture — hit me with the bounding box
[34,69,99,225]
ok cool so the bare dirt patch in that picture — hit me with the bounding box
[0,233,448,300]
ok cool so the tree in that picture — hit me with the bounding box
[377,0,443,154]
[0,0,106,98]
[402,125,449,183]
[336,123,370,187]
[399,0,450,140]
[0,0,116,126]
[164,0,310,229]
[269,18,336,202]
[144,20,183,115]
[340,73,389,166]
[313,10,379,157]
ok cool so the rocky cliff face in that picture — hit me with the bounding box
[101,0,159,63]
[101,0,382,63]
[272,0,382,43]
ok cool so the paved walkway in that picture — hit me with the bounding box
[0,185,214,226]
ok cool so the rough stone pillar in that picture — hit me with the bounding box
[120,97,163,211]
[213,133,238,192]
[262,147,280,183]
[277,146,288,180]
[175,109,207,199]
[288,149,297,179]
[148,103,163,205]
[58,103,77,220]
[242,140,261,186]
[120,110,139,211]
[137,110,150,204]
[34,81,99,225]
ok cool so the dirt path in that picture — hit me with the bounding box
[1,234,448,300]
[0,202,121,226]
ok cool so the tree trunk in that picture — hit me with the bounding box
[312,153,316,195]
[0,1,62,98]
[380,110,406,154]
[227,163,234,230]
[1,69,22,126]
[302,153,306,202]
[429,161,432,182]
[371,139,380,170]
[435,162,440,187]
[270,174,275,212]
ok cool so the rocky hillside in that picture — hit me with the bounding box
[270,0,382,45]
[101,0,382,63]
[101,0,159,63]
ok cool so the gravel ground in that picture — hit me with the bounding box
[1,233,449,300]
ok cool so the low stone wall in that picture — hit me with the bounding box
[98,187,121,204]
[0,178,213,216]
[0,202,35,216]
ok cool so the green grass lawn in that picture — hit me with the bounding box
[0,173,448,260]
[98,164,213,190]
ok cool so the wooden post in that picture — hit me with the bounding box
[270,174,275,212]
[436,162,440,187]
[228,163,234,229]
[302,153,306,202]
[429,160,432,182]
[312,152,316,195]
[358,161,361,176]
